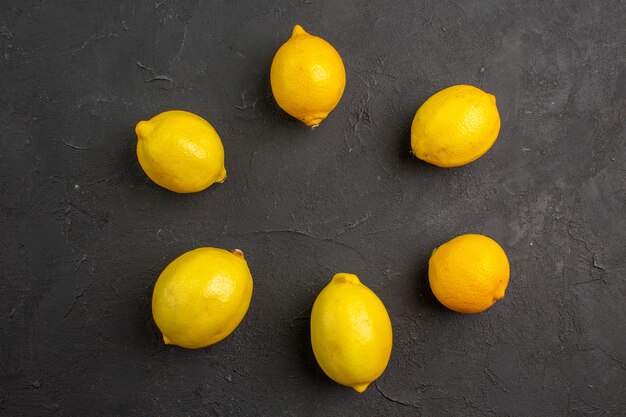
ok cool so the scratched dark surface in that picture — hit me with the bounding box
[1,0,625,416]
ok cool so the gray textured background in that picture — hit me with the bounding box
[1,0,625,416]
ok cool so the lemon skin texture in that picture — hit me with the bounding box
[151,247,253,349]
[270,25,346,128]
[310,273,393,393]
[411,85,501,167]
[136,110,226,193]
[429,234,510,314]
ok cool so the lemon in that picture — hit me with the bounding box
[310,273,392,393]
[429,234,510,313]
[411,85,501,167]
[151,247,253,349]
[135,110,226,193]
[270,25,346,128]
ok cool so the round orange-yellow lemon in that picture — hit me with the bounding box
[429,234,510,313]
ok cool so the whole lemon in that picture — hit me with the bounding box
[429,234,510,313]
[310,273,392,393]
[135,110,226,193]
[411,85,501,167]
[270,25,346,128]
[152,247,253,349]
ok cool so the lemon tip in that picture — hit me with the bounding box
[332,273,360,285]
[304,117,324,128]
[292,24,306,37]
[135,120,152,138]
[352,383,369,393]
[217,168,227,183]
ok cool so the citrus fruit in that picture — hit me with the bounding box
[310,273,392,392]
[270,24,346,128]
[429,234,510,313]
[152,247,253,349]
[135,110,226,193]
[411,85,501,167]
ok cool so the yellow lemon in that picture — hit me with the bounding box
[152,247,253,349]
[270,25,346,128]
[429,234,510,313]
[135,110,226,193]
[310,273,392,393]
[411,85,501,167]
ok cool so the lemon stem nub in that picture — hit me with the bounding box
[163,335,171,345]
[332,273,360,284]
[352,383,369,393]
[231,249,244,258]
[135,120,153,139]
[292,24,306,37]
[217,168,227,183]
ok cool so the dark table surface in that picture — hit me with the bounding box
[1,1,625,416]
